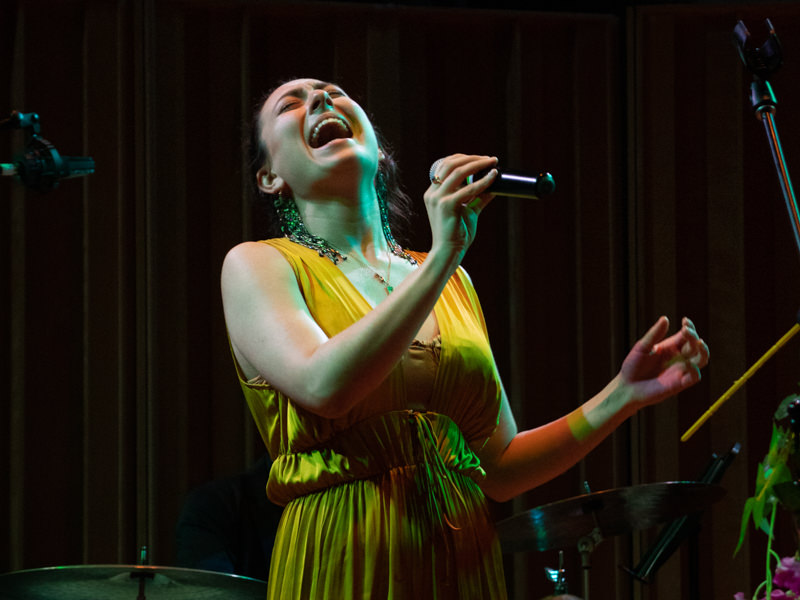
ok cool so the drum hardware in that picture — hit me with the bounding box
[544,550,568,594]
[0,564,268,599]
[623,443,739,589]
[497,481,726,599]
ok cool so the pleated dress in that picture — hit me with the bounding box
[231,238,507,599]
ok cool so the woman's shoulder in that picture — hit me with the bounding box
[223,239,285,268]
[221,239,297,293]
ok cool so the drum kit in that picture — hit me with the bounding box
[0,564,268,599]
[0,481,724,600]
[496,481,726,600]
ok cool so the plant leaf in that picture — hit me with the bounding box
[736,496,756,556]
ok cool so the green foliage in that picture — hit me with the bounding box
[734,388,800,599]
[735,392,800,556]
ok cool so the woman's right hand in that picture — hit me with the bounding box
[424,154,498,266]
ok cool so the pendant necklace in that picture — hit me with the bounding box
[340,247,394,294]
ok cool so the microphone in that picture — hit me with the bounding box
[429,158,555,200]
[1,135,95,192]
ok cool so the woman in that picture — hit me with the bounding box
[221,78,709,599]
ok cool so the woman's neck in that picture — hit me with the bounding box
[295,190,389,260]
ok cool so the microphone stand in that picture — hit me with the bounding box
[679,19,800,441]
[0,110,94,192]
[735,19,800,262]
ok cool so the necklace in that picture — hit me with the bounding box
[337,246,395,294]
[276,193,418,267]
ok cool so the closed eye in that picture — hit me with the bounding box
[325,86,347,99]
[277,99,300,114]
[275,85,346,115]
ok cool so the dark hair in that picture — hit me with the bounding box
[248,87,414,243]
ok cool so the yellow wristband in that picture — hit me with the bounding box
[566,407,594,442]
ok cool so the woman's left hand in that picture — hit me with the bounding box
[618,316,710,408]
[478,316,709,501]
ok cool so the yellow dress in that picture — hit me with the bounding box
[231,238,507,599]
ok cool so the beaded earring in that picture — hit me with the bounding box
[376,195,417,265]
[375,167,418,266]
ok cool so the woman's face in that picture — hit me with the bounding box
[257,78,380,198]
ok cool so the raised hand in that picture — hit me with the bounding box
[619,316,710,408]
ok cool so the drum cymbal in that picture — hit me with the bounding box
[0,564,268,600]
[496,481,725,554]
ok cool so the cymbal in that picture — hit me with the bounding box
[496,481,726,554]
[0,564,268,599]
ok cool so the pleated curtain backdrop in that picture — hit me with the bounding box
[2,1,800,599]
[631,5,800,599]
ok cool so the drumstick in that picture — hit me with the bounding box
[681,321,800,442]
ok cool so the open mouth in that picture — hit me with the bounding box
[309,116,353,148]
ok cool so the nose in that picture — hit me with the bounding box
[308,89,334,114]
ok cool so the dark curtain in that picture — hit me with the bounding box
[632,4,800,599]
[2,1,800,599]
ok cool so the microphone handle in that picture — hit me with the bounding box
[470,168,556,199]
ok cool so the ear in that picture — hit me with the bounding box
[256,166,285,195]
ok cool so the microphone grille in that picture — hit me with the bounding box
[429,158,444,182]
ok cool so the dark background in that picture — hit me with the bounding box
[3,1,800,598]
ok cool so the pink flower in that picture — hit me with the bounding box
[773,557,800,595]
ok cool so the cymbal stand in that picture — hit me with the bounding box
[131,545,152,600]
[734,19,800,262]
[571,480,604,599]
[576,526,603,599]
[545,550,569,594]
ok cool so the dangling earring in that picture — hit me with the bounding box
[374,169,417,265]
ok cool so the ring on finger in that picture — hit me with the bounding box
[432,175,442,185]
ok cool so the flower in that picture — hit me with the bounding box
[734,391,800,600]
[774,557,800,595]
[733,553,800,598]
